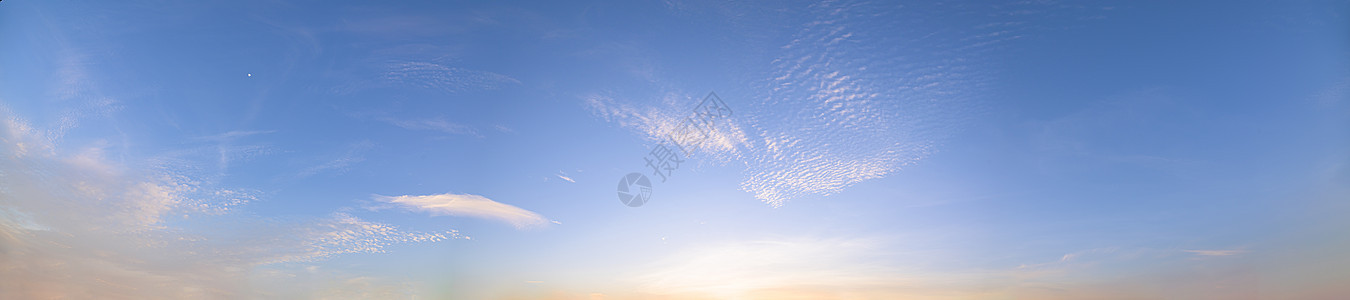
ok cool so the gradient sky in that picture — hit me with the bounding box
[2,0,1348,299]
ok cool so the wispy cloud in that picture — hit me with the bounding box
[1183,249,1247,257]
[582,91,749,162]
[184,130,277,173]
[582,0,1011,208]
[381,61,519,92]
[374,193,552,229]
[0,108,460,299]
[330,60,518,96]
[556,171,576,183]
[282,213,462,262]
[195,130,276,141]
[47,51,122,144]
[378,116,480,137]
[346,110,484,138]
[296,141,374,178]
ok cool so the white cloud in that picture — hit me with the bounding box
[1183,249,1247,257]
[583,91,749,163]
[375,193,552,229]
[277,213,462,263]
[556,171,576,183]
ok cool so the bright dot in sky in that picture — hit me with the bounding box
[247,73,252,77]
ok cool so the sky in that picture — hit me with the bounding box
[1,0,1348,299]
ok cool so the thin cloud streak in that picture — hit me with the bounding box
[329,60,519,96]
[1183,249,1247,257]
[378,116,481,137]
[556,171,576,183]
[295,141,374,178]
[374,193,552,229]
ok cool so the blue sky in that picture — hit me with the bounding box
[1,0,1348,299]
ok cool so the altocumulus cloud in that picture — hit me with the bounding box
[374,193,553,229]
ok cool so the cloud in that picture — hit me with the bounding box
[295,141,374,178]
[194,130,276,141]
[330,60,519,96]
[374,193,552,229]
[581,1,1107,207]
[0,107,460,299]
[381,61,519,92]
[556,171,576,183]
[278,213,462,263]
[582,0,1051,207]
[378,116,481,137]
[47,51,122,144]
[345,111,483,138]
[202,132,275,171]
[1183,249,1247,257]
[582,91,749,164]
[734,0,991,207]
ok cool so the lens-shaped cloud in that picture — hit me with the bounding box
[374,193,553,229]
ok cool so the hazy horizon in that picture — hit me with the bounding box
[2,0,1348,299]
